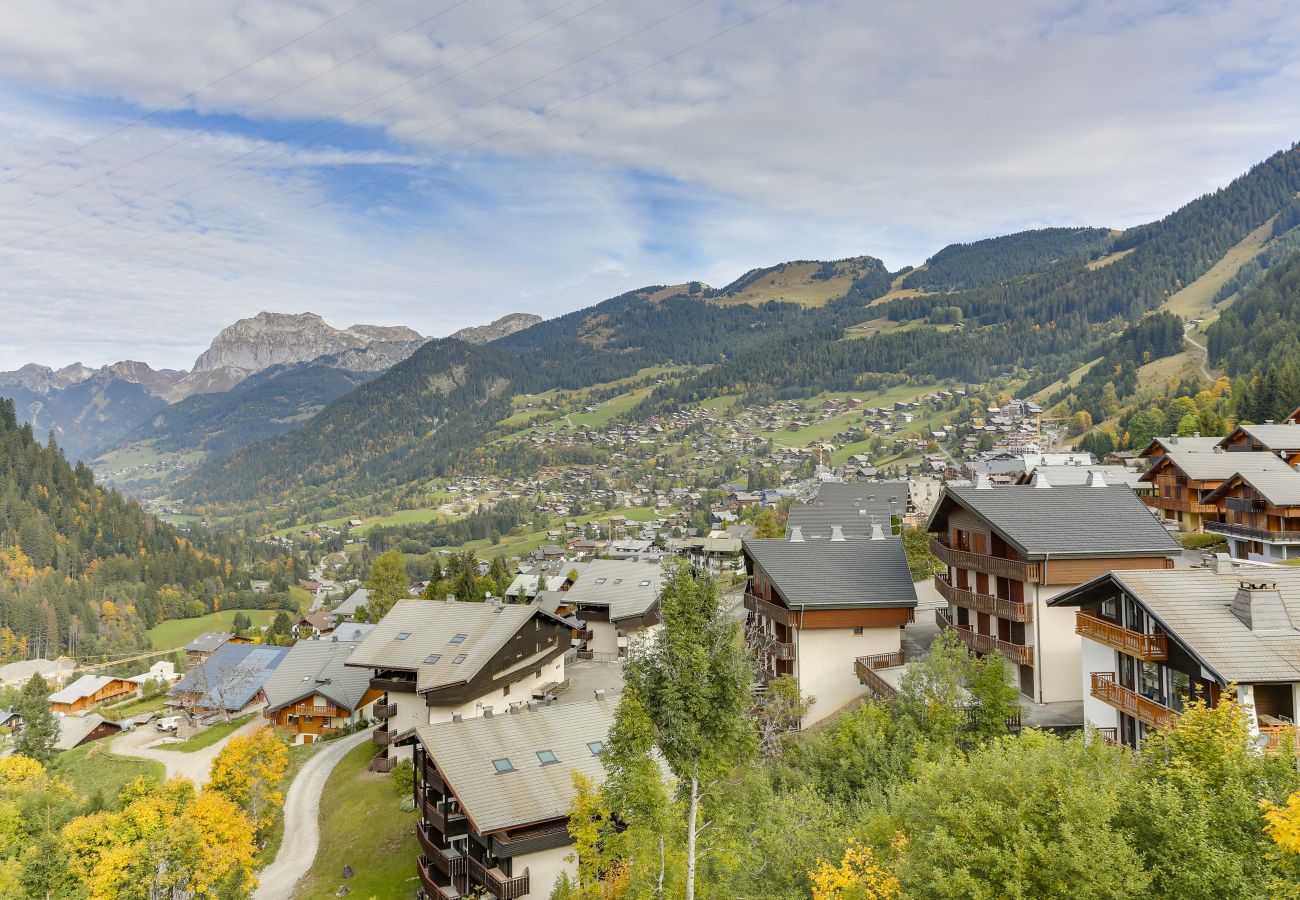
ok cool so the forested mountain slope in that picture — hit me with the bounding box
[902,227,1115,292]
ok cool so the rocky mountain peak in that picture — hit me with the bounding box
[192,311,425,374]
[450,312,542,344]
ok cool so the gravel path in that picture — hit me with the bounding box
[113,716,263,785]
[253,730,372,900]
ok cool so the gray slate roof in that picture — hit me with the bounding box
[930,483,1180,559]
[1140,435,1222,456]
[172,643,290,711]
[330,622,376,643]
[184,632,231,654]
[345,600,549,694]
[742,535,918,609]
[331,588,369,619]
[55,713,119,751]
[261,640,374,713]
[1052,568,1300,684]
[787,481,910,538]
[1019,465,1144,489]
[562,559,663,622]
[1222,423,1300,451]
[1141,448,1295,483]
[1202,466,1300,507]
[416,698,616,833]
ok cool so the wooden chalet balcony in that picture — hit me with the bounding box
[1090,672,1178,731]
[854,650,905,699]
[936,610,1034,667]
[743,592,795,626]
[468,855,530,900]
[1075,612,1167,661]
[373,702,397,719]
[372,724,392,746]
[772,641,796,661]
[1259,725,1300,753]
[368,748,396,773]
[418,855,461,900]
[929,537,1040,584]
[417,824,467,877]
[1204,520,1300,543]
[933,575,1032,622]
[422,794,469,838]
[1141,491,1217,516]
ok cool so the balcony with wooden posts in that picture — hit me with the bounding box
[418,855,461,900]
[368,747,396,773]
[422,794,469,839]
[417,824,467,878]
[468,855,530,900]
[1259,724,1300,753]
[743,591,795,626]
[373,702,397,719]
[929,537,1041,583]
[934,575,1033,622]
[936,609,1034,666]
[1089,672,1178,730]
[372,724,392,746]
[1075,612,1168,661]
[854,650,905,699]
[1204,520,1300,543]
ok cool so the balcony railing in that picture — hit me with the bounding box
[1089,672,1178,731]
[933,575,1033,622]
[372,725,392,746]
[929,537,1040,583]
[772,641,796,661]
[417,825,467,878]
[418,856,461,900]
[368,748,396,773]
[743,592,795,626]
[1075,612,1168,661]
[1204,520,1300,543]
[854,650,905,699]
[423,795,469,838]
[467,856,530,900]
[373,702,397,719]
[936,610,1034,667]
[1259,725,1300,753]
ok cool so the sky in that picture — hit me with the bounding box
[0,0,1298,370]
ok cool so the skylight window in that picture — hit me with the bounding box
[424,654,441,665]
[449,634,467,644]
[492,758,515,774]
[394,632,411,641]
[613,579,622,584]
[537,750,558,765]
[594,578,606,585]
[453,654,467,664]
[587,741,605,755]
[639,580,651,587]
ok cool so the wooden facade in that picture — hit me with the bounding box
[49,678,136,715]
[265,687,384,741]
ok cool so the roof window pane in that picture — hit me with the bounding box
[423,654,441,665]
[449,634,467,644]
[394,632,411,641]
[537,750,558,765]
[492,758,514,773]
[453,654,467,664]
[587,741,605,755]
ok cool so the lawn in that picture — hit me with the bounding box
[292,741,419,899]
[160,714,256,752]
[146,609,277,651]
[53,740,164,798]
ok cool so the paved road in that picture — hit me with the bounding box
[113,716,263,785]
[254,730,371,900]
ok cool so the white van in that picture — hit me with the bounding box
[155,716,182,733]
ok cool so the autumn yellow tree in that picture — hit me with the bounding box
[208,727,289,840]
[1262,791,1300,898]
[808,838,902,900]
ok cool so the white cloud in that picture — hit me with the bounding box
[0,0,1297,368]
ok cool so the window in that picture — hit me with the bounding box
[423,654,441,665]
[453,654,467,664]
[1100,595,1117,620]
[1140,661,1162,700]
[587,741,605,755]
[449,634,467,645]
[613,579,622,585]
[537,750,558,765]
[1169,669,1191,712]
[852,626,864,635]
[492,758,515,774]
[640,580,651,587]
[394,632,411,641]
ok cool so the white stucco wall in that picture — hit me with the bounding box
[1032,584,1083,704]
[795,625,901,728]
[516,844,574,900]
[1079,636,1119,732]
[586,621,618,656]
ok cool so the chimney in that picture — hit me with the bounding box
[1086,470,1107,487]
[1230,579,1292,632]
[1031,471,1051,488]
[788,526,804,542]
[830,525,846,542]
[527,699,540,712]
[451,712,463,723]
[870,524,886,541]
[482,705,494,719]
[594,689,606,701]
[1193,431,1201,438]
[1214,553,1233,575]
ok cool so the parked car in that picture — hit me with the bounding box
[155,716,181,733]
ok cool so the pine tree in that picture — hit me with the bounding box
[14,675,58,763]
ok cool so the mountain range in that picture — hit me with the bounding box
[0,311,540,465]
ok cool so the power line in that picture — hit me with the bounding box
[0,0,376,190]
[0,0,610,256]
[0,0,477,216]
[4,0,793,281]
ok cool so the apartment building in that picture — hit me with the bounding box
[1051,565,1300,751]
[413,697,615,900]
[1139,447,1293,532]
[926,475,1180,703]
[558,559,663,660]
[261,640,381,744]
[1202,466,1300,562]
[346,600,572,771]
[742,526,918,727]
[785,480,910,538]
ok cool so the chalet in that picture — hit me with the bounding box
[183,631,232,663]
[329,588,370,623]
[54,714,121,751]
[293,612,334,639]
[1135,433,1221,464]
[262,641,382,744]
[926,476,1181,704]
[742,527,918,727]
[1139,448,1295,532]
[559,560,664,660]
[47,674,137,714]
[345,600,572,771]
[1051,565,1300,751]
[1201,465,1300,562]
[412,697,616,900]
[171,643,290,714]
[1217,422,1300,466]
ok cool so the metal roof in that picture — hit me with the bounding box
[561,559,663,622]
[171,643,290,711]
[416,698,616,834]
[929,483,1181,559]
[261,641,373,713]
[742,535,918,609]
[345,600,548,693]
[1140,448,1295,483]
[1051,568,1300,684]
[184,631,231,653]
